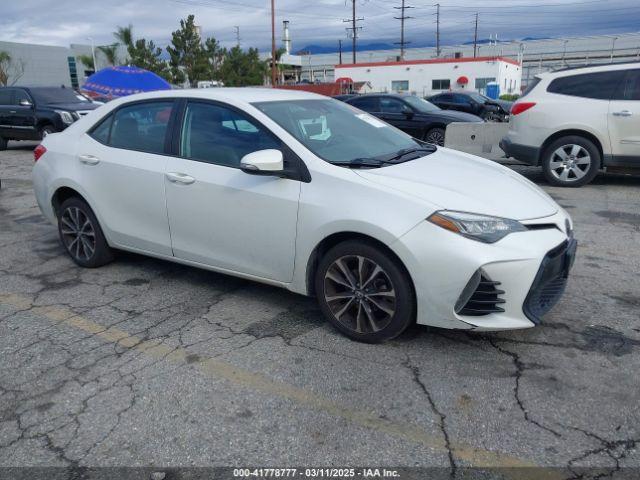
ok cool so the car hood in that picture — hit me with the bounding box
[419,109,483,123]
[43,102,100,112]
[355,147,558,220]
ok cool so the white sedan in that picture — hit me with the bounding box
[32,88,577,342]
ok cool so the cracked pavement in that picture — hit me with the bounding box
[0,142,639,478]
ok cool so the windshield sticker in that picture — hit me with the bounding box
[356,113,387,129]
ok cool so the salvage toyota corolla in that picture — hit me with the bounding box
[32,88,577,342]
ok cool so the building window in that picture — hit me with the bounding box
[391,80,409,92]
[475,77,496,93]
[432,79,450,90]
[67,57,79,88]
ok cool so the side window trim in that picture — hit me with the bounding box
[175,98,310,182]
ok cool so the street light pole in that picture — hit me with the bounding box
[86,37,97,73]
[271,0,277,87]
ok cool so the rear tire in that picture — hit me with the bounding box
[424,127,446,146]
[57,197,114,268]
[0,136,7,151]
[39,124,56,139]
[541,136,600,187]
[315,240,415,343]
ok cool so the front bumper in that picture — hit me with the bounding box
[499,136,540,166]
[392,210,574,331]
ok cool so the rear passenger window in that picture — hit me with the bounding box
[547,71,625,100]
[349,97,379,112]
[90,115,113,144]
[612,70,640,101]
[109,102,173,154]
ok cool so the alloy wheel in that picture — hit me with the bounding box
[60,207,96,261]
[426,130,445,146]
[323,255,397,334]
[549,144,591,182]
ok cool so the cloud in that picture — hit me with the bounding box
[0,0,638,52]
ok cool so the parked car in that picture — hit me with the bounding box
[428,91,513,122]
[341,93,482,146]
[0,86,100,150]
[501,62,640,187]
[32,88,575,343]
[332,94,359,102]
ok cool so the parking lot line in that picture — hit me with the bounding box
[0,292,563,477]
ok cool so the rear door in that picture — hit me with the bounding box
[0,89,14,138]
[75,100,175,255]
[608,69,640,164]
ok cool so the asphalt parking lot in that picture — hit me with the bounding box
[0,141,639,478]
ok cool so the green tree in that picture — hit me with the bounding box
[98,44,119,66]
[114,25,134,48]
[113,24,170,81]
[166,15,212,86]
[76,54,95,72]
[219,46,265,87]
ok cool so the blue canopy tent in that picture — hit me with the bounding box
[82,66,171,99]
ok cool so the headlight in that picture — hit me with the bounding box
[54,110,75,125]
[428,210,527,243]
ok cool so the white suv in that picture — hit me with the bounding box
[501,62,640,187]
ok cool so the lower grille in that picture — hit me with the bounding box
[457,272,506,316]
[524,238,577,324]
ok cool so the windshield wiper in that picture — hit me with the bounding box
[385,146,436,162]
[333,157,398,168]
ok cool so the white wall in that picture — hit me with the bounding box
[334,59,521,97]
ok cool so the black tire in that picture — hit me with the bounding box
[39,124,56,139]
[0,136,7,151]
[315,240,415,343]
[57,197,114,268]
[424,127,445,146]
[541,135,600,187]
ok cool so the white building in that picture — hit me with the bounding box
[334,56,522,97]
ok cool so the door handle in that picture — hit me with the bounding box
[9,110,16,114]
[166,172,196,185]
[79,154,100,165]
[612,110,632,117]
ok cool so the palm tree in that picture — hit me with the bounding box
[77,54,95,72]
[98,44,119,66]
[114,25,134,47]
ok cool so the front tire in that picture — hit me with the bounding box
[57,197,114,268]
[541,136,600,187]
[39,124,56,139]
[315,241,415,343]
[424,127,445,146]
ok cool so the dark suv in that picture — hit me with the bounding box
[0,86,100,150]
[428,91,513,122]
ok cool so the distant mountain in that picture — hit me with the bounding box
[295,42,401,55]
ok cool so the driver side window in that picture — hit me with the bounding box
[180,102,280,168]
[380,97,409,114]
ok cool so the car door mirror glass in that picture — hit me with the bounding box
[19,99,33,107]
[240,149,284,175]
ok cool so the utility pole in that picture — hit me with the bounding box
[435,3,440,57]
[338,39,343,65]
[394,0,414,60]
[343,0,363,64]
[234,26,241,47]
[271,0,277,86]
[473,13,478,58]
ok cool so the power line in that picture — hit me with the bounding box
[473,12,478,57]
[393,0,414,59]
[435,3,440,57]
[343,0,364,63]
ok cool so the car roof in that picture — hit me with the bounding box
[538,61,640,79]
[109,87,328,105]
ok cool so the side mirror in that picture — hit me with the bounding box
[19,99,33,107]
[240,149,284,176]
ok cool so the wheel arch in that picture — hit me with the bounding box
[51,186,89,216]
[539,129,604,168]
[305,231,415,299]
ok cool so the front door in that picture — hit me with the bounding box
[10,89,37,137]
[378,97,421,138]
[608,69,640,164]
[164,100,300,282]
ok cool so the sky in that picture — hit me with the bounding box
[1,0,639,53]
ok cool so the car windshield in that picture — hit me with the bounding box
[252,99,435,167]
[466,92,487,104]
[30,88,91,105]
[403,96,441,112]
